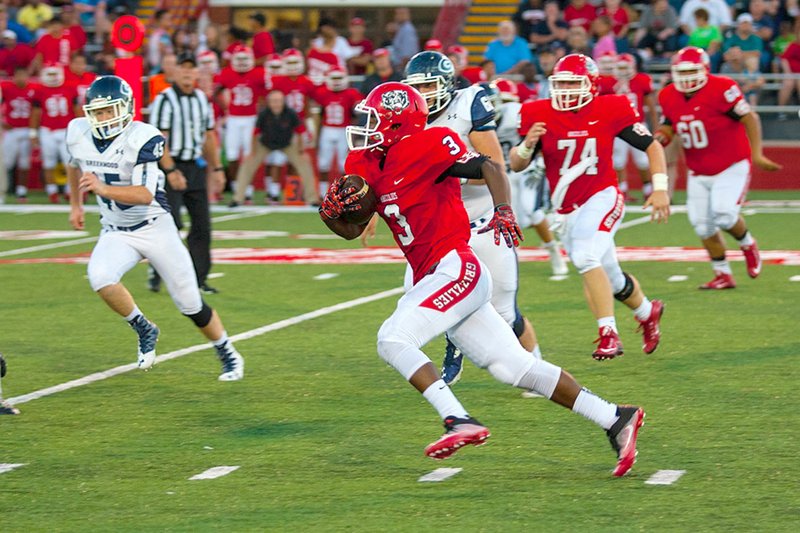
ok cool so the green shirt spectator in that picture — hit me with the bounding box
[687,9,722,54]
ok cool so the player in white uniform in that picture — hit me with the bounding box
[489,78,567,277]
[402,51,542,387]
[66,76,244,381]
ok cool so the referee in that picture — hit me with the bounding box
[149,52,225,294]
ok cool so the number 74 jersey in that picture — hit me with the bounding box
[66,118,171,228]
[518,94,641,213]
[658,74,751,176]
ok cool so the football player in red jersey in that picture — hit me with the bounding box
[612,53,658,201]
[656,47,781,290]
[1,67,36,202]
[216,45,267,201]
[511,54,670,360]
[596,51,618,96]
[319,82,645,475]
[31,62,79,203]
[64,54,97,110]
[311,68,363,197]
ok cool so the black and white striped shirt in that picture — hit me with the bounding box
[149,85,215,162]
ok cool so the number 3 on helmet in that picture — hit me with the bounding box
[548,54,599,111]
[346,82,429,151]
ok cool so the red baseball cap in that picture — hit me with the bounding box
[372,48,390,58]
[350,17,365,26]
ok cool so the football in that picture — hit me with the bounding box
[339,174,377,225]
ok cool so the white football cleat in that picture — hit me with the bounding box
[547,243,568,276]
[217,345,244,381]
[134,320,159,370]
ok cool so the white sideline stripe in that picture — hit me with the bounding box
[645,469,686,485]
[6,287,404,406]
[418,468,463,483]
[313,273,339,280]
[667,275,689,282]
[790,275,800,282]
[0,463,26,475]
[189,465,240,480]
[0,210,270,259]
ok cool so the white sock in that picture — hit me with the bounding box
[531,344,542,361]
[633,297,652,321]
[598,316,617,333]
[212,332,229,348]
[245,185,254,199]
[542,240,556,249]
[711,259,732,275]
[16,185,28,197]
[422,379,469,419]
[619,181,629,193]
[572,389,619,430]
[642,182,653,197]
[737,231,754,246]
[45,183,58,195]
[125,306,143,323]
[267,182,281,197]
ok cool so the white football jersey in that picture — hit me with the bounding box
[67,119,170,228]
[428,85,496,222]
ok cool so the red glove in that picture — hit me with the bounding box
[318,178,361,220]
[478,203,524,247]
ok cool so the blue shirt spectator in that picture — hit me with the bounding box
[485,20,534,74]
[391,7,419,68]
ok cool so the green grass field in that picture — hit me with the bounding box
[1,192,799,532]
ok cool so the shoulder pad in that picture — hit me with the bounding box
[66,117,91,145]
[128,123,166,165]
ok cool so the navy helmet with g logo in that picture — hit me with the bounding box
[402,51,456,114]
[83,75,135,140]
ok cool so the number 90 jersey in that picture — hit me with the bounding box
[658,74,751,176]
[345,127,472,284]
[67,118,170,228]
[428,85,497,222]
[518,95,639,213]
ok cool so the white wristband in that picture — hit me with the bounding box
[652,172,669,192]
[516,141,533,160]
[28,128,38,139]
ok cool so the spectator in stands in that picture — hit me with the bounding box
[513,0,546,42]
[777,25,800,119]
[480,58,496,80]
[688,8,723,56]
[446,45,472,89]
[680,0,732,34]
[381,21,397,50]
[17,0,53,33]
[0,29,34,76]
[634,0,679,60]
[359,47,402,96]
[772,20,795,72]
[564,0,597,32]
[748,0,777,44]
[566,24,592,55]
[62,6,87,55]
[249,12,275,66]
[0,4,33,44]
[346,17,374,76]
[33,18,75,71]
[311,17,356,69]
[148,53,178,102]
[391,7,419,68]
[598,0,630,39]
[723,14,766,71]
[721,46,765,104]
[529,1,569,51]
[516,60,540,102]
[73,0,108,44]
[484,20,534,74]
[592,16,618,59]
[147,9,174,74]
[424,38,443,52]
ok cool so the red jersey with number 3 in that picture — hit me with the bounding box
[313,86,363,127]
[217,66,266,116]
[1,81,36,128]
[345,127,472,282]
[34,84,78,130]
[658,74,750,176]
[518,94,640,213]
[270,75,316,120]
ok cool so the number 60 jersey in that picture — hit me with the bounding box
[67,118,171,227]
[518,94,640,213]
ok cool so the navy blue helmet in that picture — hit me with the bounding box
[83,75,134,140]
[402,51,456,114]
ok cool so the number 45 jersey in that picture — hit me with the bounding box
[67,118,170,228]
[658,74,751,176]
[518,94,640,213]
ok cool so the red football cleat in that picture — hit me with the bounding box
[699,271,736,290]
[592,326,623,361]
[48,192,60,204]
[740,240,762,279]
[607,406,645,477]
[637,299,664,354]
[425,416,490,460]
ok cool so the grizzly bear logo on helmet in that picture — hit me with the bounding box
[381,89,410,112]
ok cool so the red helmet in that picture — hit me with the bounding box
[198,50,220,74]
[266,53,283,74]
[446,45,468,70]
[548,54,598,111]
[326,68,348,91]
[493,78,519,103]
[424,38,443,52]
[614,53,637,81]
[282,48,305,76]
[41,61,64,87]
[230,45,254,73]
[596,51,617,76]
[671,46,710,93]
[346,82,428,151]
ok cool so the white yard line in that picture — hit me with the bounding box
[6,287,403,406]
[0,463,26,475]
[189,466,240,480]
[645,469,687,485]
[418,468,463,482]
